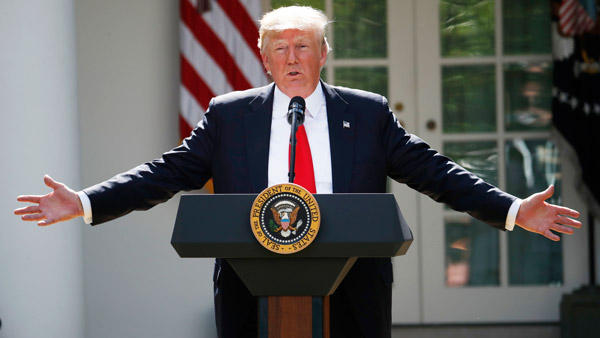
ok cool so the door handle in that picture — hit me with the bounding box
[426,119,437,131]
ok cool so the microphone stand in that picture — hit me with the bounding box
[288,110,299,184]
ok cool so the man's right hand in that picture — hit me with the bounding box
[14,175,84,226]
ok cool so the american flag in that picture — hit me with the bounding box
[179,0,269,139]
[558,0,597,36]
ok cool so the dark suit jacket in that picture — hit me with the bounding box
[84,82,516,338]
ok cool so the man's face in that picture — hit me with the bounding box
[261,29,327,99]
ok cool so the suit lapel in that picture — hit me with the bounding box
[323,82,355,193]
[244,84,275,192]
[243,82,355,193]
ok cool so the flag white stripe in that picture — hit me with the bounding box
[239,0,263,18]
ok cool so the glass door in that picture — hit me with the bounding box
[415,0,588,322]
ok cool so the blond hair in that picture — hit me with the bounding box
[258,6,332,54]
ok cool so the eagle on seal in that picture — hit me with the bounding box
[271,204,300,233]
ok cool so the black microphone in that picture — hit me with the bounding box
[287,96,306,183]
[287,96,305,126]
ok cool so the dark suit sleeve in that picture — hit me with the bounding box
[379,97,516,230]
[82,100,219,225]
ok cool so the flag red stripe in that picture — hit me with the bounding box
[180,53,214,110]
[217,0,263,62]
[180,0,252,90]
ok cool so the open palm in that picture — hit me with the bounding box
[14,175,83,226]
[515,185,581,241]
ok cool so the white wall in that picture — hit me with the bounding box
[74,1,217,337]
[0,1,84,337]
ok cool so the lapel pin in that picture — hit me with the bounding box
[343,121,350,129]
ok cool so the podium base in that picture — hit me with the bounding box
[259,296,330,338]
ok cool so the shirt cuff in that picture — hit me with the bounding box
[77,191,93,224]
[505,198,522,231]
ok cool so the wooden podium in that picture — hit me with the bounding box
[171,193,413,337]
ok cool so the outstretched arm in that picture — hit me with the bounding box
[515,185,581,241]
[14,175,84,226]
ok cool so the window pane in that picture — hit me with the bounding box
[442,65,496,133]
[445,216,500,287]
[440,0,495,57]
[335,67,388,97]
[505,139,561,204]
[333,0,387,59]
[506,139,563,285]
[444,141,498,186]
[271,0,324,10]
[504,62,553,131]
[502,0,551,55]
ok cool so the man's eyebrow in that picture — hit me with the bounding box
[271,37,312,44]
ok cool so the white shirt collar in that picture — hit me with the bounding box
[273,82,325,119]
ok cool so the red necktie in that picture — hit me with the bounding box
[290,125,316,193]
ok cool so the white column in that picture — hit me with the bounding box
[0,1,84,337]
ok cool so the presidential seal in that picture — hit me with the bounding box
[250,183,320,254]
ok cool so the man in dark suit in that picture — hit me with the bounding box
[15,5,581,338]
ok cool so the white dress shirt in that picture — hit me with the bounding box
[79,82,520,229]
[267,82,333,193]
